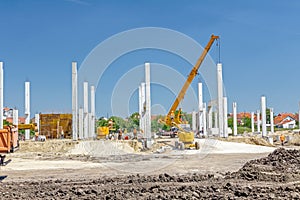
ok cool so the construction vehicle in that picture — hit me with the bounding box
[0,125,19,153]
[161,34,219,150]
[97,118,116,139]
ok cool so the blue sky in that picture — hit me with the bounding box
[1,0,300,118]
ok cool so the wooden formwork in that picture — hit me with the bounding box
[40,114,72,139]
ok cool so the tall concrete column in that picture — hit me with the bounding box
[223,97,228,138]
[270,108,274,133]
[78,108,84,139]
[88,113,92,138]
[25,82,30,140]
[141,82,146,134]
[257,110,260,133]
[251,112,255,133]
[261,96,267,137]
[233,102,237,136]
[192,111,197,132]
[83,82,89,139]
[208,106,212,129]
[72,62,78,140]
[138,85,142,132]
[203,103,207,137]
[145,63,151,147]
[35,113,40,133]
[0,62,3,129]
[217,63,224,137]
[13,109,18,127]
[90,85,95,138]
[214,109,218,128]
[198,82,203,133]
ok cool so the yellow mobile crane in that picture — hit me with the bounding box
[162,34,219,150]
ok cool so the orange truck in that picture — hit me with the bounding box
[0,125,19,153]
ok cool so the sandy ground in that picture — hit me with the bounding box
[1,138,275,181]
[0,138,299,199]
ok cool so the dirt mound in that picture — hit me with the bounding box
[227,148,300,182]
[19,140,78,153]
[1,173,300,199]
[219,136,274,147]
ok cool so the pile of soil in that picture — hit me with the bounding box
[227,148,300,182]
[219,136,274,147]
[19,140,78,153]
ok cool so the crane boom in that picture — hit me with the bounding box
[165,34,219,126]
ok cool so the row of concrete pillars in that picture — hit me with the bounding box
[72,62,95,140]
[192,63,277,138]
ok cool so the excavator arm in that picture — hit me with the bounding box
[164,34,219,126]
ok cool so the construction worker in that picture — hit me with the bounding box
[280,134,285,146]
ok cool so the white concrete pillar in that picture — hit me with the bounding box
[35,113,40,132]
[208,106,212,129]
[88,113,92,138]
[90,85,95,138]
[270,108,274,133]
[217,63,224,137]
[72,62,78,140]
[198,82,203,133]
[25,82,30,140]
[251,112,255,133]
[145,62,151,147]
[261,96,267,137]
[233,102,237,136]
[192,111,197,132]
[141,82,146,134]
[257,110,260,133]
[78,108,84,139]
[138,85,142,132]
[223,97,228,138]
[0,62,3,129]
[203,103,207,137]
[214,109,218,128]
[13,109,18,126]
[83,82,89,139]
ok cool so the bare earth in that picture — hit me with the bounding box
[0,139,299,199]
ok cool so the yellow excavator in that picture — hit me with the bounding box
[161,34,219,150]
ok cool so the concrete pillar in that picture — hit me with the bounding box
[198,82,203,133]
[72,62,78,140]
[233,102,237,136]
[192,111,197,132]
[261,96,267,137]
[13,109,18,126]
[141,82,146,134]
[145,62,151,147]
[208,106,212,129]
[223,97,228,138]
[270,108,274,133]
[25,82,30,140]
[214,110,218,128]
[257,110,260,133]
[203,103,207,137]
[138,85,142,132]
[0,62,3,129]
[251,112,255,133]
[88,113,92,138]
[35,113,40,133]
[90,85,95,138]
[78,108,84,139]
[217,63,224,137]
[83,82,89,139]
